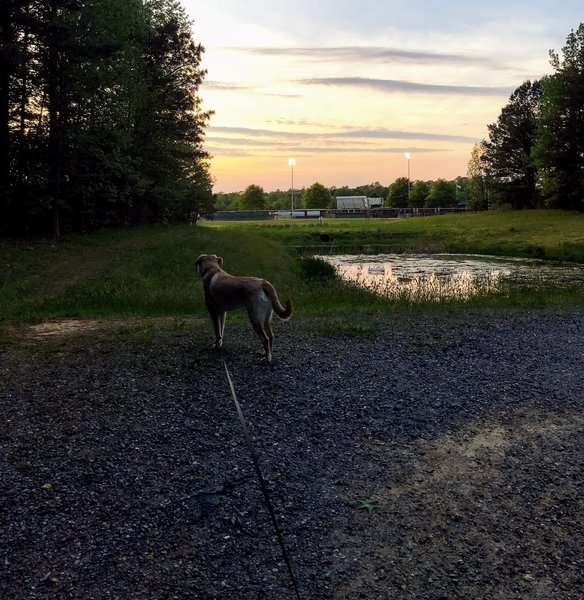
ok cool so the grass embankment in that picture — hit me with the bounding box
[1,209,584,325]
[207,209,584,262]
[0,224,382,324]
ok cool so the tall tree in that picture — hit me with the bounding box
[0,0,40,229]
[385,177,409,207]
[425,179,456,208]
[0,0,18,199]
[182,158,215,218]
[41,0,85,238]
[0,0,213,237]
[467,143,490,210]
[63,0,154,230]
[408,180,430,208]
[303,182,331,208]
[215,192,241,211]
[534,23,584,210]
[131,0,212,224]
[241,184,265,210]
[265,189,289,210]
[481,80,541,209]
[356,181,388,200]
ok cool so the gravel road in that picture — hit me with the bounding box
[1,308,583,599]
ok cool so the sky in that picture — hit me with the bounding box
[182,0,583,193]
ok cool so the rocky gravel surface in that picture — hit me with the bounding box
[1,308,583,599]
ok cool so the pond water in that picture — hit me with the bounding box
[320,254,584,301]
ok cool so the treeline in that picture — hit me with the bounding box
[469,24,584,211]
[216,182,388,211]
[0,0,213,238]
[216,179,468,211]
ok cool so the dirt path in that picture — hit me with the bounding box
[1,309,583,599]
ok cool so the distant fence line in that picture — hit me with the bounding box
[207,207,468,221]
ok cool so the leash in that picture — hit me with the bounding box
[221,355,302,600]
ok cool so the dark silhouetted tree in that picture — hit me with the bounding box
[481,80,542,209]
[0,0,213,237]
[534,23,584,210]
[385,177,409,207]
[425,179,456,208]
[408,180,430,208]
[303,182,331,208]
[241,184,266,210]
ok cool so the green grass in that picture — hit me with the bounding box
[1,209,584,324]
[0,224,385,322]
[206,209,584,262]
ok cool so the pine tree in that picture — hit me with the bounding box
[481,80,541,209]
[534,24,584,210]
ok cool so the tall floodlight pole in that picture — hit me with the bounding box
[404,152,411,201]
[288,158,296,214]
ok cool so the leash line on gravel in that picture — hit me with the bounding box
[221,355,302,600]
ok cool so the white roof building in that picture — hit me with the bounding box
[336,196,384,209]
[336,196,368,209]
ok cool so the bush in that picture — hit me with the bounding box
[298,256,337,280]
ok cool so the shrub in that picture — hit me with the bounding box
[298,256,337,280]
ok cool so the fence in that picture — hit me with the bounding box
[207,207,467,221]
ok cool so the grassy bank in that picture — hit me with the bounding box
[0,224,384,322]
[208,209,584,262]
[1,210,584,323]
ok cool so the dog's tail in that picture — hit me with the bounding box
[262,281,293,320]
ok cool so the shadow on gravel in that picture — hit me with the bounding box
[1,311,583,599]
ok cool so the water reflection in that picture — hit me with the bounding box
[320,254,584,301]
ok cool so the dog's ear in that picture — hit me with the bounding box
[218,256,224,268]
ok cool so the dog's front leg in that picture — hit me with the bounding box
[219,311,227,341]
[208,308,224,349]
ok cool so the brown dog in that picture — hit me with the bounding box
[195,254,293,362]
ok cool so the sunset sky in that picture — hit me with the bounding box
[183,0,582,193]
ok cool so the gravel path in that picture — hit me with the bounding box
[1,309,583,599]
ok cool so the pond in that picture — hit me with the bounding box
[320,254,584,301]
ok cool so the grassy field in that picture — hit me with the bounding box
[1,209,584,324]
[0,223,382,323]
[207,209,584,262]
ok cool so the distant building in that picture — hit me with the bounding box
[336,196,383,209]
[336,196,368,209]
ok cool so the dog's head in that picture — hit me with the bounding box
[195,254,224,277]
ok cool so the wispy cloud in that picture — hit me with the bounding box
[208,126,311,138]
[299,77,514,96]
[229,45,504,67]
[204,76,513,98]
[340,128,477,143]
[207,125,478,144]
[204,144,449,156]
[205,137,283,147]
[202,81,253,91]
[267,118,347,129]
[202,81,302,98]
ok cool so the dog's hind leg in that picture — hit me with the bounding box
[250,320,271,362]
[265,316,274,358]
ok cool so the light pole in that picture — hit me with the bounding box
[288,158,296,214]
[404,152,411,201]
